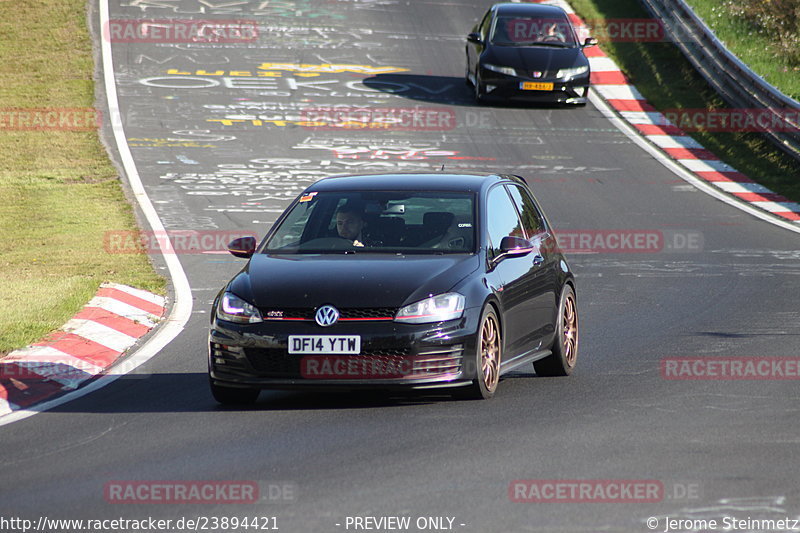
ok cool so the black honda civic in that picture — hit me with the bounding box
[466,3,597,105]
[209,173,578,404]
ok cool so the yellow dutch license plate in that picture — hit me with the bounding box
[520,82,554,91]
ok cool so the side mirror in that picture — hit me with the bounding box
[228,236,256,258]
[582,37,598,48]
[467,32,483,44]
[492,236,534,265]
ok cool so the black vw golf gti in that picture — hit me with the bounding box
[209,173,578,404]
[466,3,597,104]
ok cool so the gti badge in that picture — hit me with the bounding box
[315,305,340,327]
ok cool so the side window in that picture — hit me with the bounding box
[486,185,525,259]
[505,184,545,238]
[479,10,493,39]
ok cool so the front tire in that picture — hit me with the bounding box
[210,380,260,405]
[534,284,578,376]
[473,71,486,104]
[460,306,502,399]
[572,87,589,106]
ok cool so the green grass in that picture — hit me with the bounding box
[683,0,800,100]
[0,1,165,354]
[568,0,800,202]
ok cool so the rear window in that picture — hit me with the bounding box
[263,191,476,254]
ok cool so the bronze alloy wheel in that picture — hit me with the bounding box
[459,306,502,400]
[534,284,578,377]
[562,290,578,368]
[480,310,501,394]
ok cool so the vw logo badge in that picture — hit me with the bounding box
[315,305,340,327]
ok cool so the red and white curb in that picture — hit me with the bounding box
[531,0,800,223]
[0,283,165,415]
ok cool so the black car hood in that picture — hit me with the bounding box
[485,45,586,72]
[229,253,481,309]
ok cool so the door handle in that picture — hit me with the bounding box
[532,254,544,266]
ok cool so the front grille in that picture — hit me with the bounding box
[340,307,396,320]
[245,347,300,377]
[266,308,314,321]
[211,343,249,372]
[366,347,411,357]
[527,69,559,79]
[244,345,462,379]
[261,307,396,321]
[411,345,464,378]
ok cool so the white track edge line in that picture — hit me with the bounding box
[588,89,800,236]
[0,1,193,428]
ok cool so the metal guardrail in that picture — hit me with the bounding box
[638,0,800,164]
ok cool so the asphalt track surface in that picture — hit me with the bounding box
[2,1,800,532]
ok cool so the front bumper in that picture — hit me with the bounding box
[208,309,481,391]
[480,69,590,104]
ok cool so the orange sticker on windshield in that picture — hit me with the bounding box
[299,192,318,203]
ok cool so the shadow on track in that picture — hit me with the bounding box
[33,370,549,414]
[36,373,473,414]
[361,73,577,109]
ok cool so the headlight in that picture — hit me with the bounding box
[217,292,263,324]
[556,65,589,79]
[483,63,517,76]
[395,293,465,324]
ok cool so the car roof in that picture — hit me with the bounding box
[492,2,568,17]
[306,172,526,193]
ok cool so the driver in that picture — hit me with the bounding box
[336,204,368,247]
[542,21,566,42]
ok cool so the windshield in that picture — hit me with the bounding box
[491,15,576,47]
[263,191,476,254]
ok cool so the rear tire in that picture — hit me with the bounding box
[210,380,260,405]
[459,306,502,399]
[534,284,578,376]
